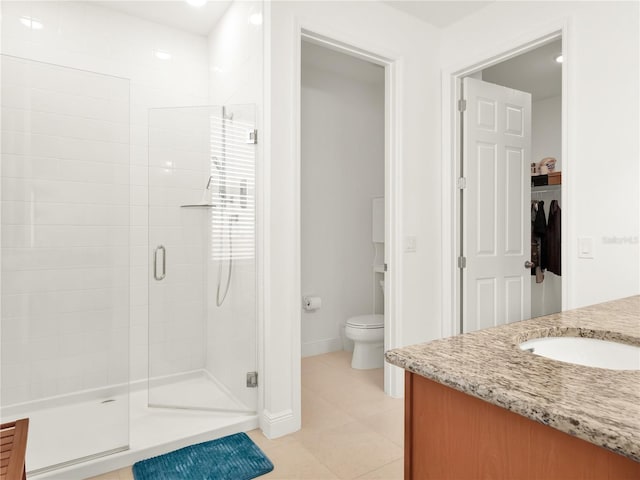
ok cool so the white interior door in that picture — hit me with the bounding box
[462,77,532,333]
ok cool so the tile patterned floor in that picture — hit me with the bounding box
[87,351,403,479]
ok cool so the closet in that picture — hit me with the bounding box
[527,59,562,318]
[531,182,562,318]
[481,38,563,319]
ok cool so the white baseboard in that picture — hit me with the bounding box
[301,337,342,357]
[385,362,404,398]
[260,408,299,439]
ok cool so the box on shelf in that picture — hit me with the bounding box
[548,171,562,185]
[532,174,548,187]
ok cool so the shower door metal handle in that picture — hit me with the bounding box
[154,245,166,281]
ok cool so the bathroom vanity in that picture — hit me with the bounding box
[385,296,640,479]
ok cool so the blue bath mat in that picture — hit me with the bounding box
[132,432,274,480]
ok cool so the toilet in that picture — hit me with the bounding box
[345,198,385,369]
[345,314,384,369]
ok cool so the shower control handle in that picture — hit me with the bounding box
[154,245,166,281]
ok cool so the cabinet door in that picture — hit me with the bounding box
[405,372,640,479]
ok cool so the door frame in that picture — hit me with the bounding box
[441,20,572,337]
[294,24,404,397]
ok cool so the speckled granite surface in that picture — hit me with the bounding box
[385,296,640,462]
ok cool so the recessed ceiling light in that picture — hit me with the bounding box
[154,50,172,61]
[555,54,563,63]
[186,0,207,6]
[20,16,43,30]
[248,13,263,26]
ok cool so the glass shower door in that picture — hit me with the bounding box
[147,105,257,413]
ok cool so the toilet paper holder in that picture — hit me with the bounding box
[302,296,322,311]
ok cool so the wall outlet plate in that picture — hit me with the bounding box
[405,235,417,253]
[578,237,594,259]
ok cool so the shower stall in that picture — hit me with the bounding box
[1,59,258,476]
[1,0,264,473]
[147,105,258,414]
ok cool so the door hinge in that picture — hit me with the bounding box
[246,129,258,144]
[456,177,467,189]
[458,99,467,112]
[457,256,467,269]
[246,371,258,388]
[383,263,388,272]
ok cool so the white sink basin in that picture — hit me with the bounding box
[519,336,640,371]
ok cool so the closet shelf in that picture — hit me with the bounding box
[532,184,561,193]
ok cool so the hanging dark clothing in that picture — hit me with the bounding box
[533,200,547,237]
[546,200,561,276]
[531,203,538,277]
[531,201,545,283]
[533,200,547,270]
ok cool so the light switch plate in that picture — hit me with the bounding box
[578,237,594,259]
[405,235,417,253]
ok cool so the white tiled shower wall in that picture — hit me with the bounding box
[1,56,130,405]
[1,1,210,399]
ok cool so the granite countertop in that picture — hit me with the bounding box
[385,296,640,462]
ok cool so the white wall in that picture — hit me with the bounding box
[532,96,562,172]
[265,1,440,437]
[441,1,639,310]
[0,1,209,387]
[208,1,263,106]
[300,41,384,357]
[531,95,562,318]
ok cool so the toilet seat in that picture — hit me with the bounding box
[346,314,383,329]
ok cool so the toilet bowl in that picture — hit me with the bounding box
[345,314,384,369]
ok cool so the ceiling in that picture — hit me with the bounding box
[97,1,497,36]
[95,1,558,101]
[384,1,494,27]
[482,40,563,101]
[95,1,231,36]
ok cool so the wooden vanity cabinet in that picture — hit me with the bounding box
[404,372,640,480]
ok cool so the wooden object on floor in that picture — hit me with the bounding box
[0,419,29,480]
[405,372,639,480]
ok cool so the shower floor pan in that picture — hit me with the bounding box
[2,373,258,479]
